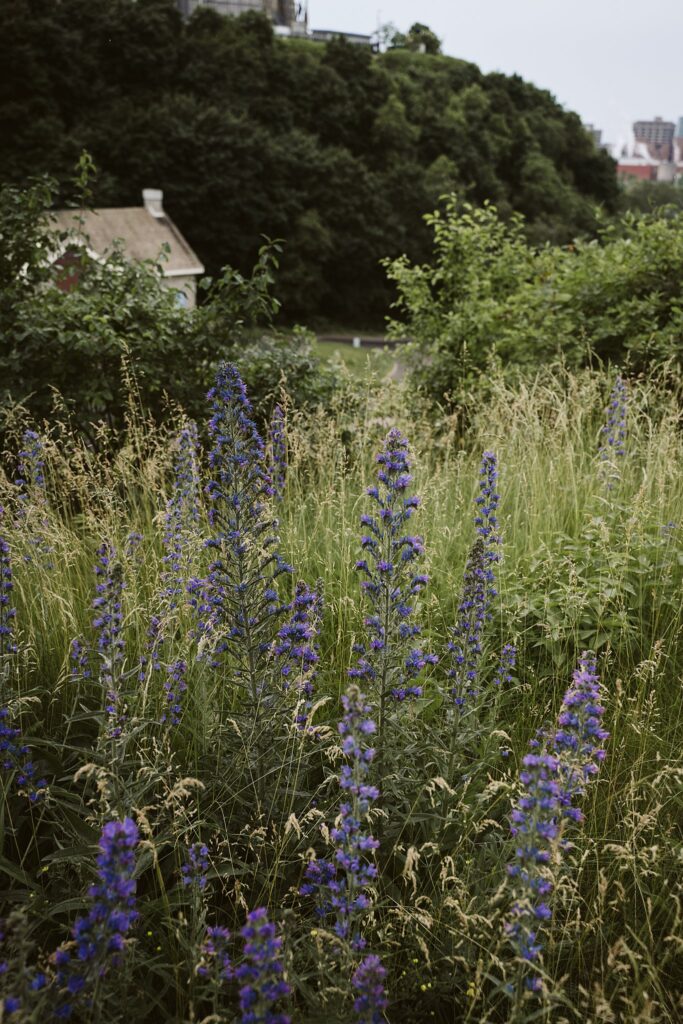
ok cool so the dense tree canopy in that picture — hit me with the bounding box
[0,0,619,323]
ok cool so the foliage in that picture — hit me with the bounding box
[385,196,683,407]
[0,365,681,1022]
[387,22,442,55]
[0,1,619,324]
[0,177,334,439]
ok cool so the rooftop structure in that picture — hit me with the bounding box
[52,190,204,308]
[176,0,307,32]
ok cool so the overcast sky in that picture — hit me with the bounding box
[310,0,683,150]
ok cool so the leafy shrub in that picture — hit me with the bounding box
[385,196,683,408]
[0,177,336,441]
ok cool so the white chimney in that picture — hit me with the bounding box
[142,188,164,218]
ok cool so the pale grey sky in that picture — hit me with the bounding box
[310,0,683,150]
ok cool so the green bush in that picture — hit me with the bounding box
[385,196,683,408]
[0,177,335,439]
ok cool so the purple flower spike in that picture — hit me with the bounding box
[447,452,501,710]
[271,580,323,730]
[351,429,435,715]
[600,376,627,460]
[161,659,188,727]
[0,707,47,802]
[352,954,388,1023]
[197,925,233,983]
[504,653,608,994]
[181,841,209,889]
[55,818,139,1015]
[268,404,287,501]
[15,430,53,568]
[203,364,292,693]
[552,652,609,811]
[301,685,379,952]
[237,907,291,1024]
[92,542,126,739]
[493,644,516,688]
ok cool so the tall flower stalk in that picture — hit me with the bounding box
[352,954,388,1024]
[352,429,435,776]
[15,430,53,568]
[54,818,139,1017]
[600,376,627,461]
[446,451,500,713]
[92,542,126,740]
[237,907,291,1024]
[204,364,291,701]
[301,685,379,953]
[0,513,45,801]
[271,580,322,730]
[504,653,608,996]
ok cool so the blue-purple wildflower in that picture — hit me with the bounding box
[204,364,291,698]
[197,925,233,982]
[447,452,500,708]
[0,708,47,802]
[504,654,608,992]
[138,614,164,683]
[181,842,209,890]
[0,512,18,659]
[268,404,287,502]
[15,430,53,568]
[600,376,627,461]
[351,429,435,711]
[272,580,322,729]
[237,907,291,1024]
[92,543,125,739]
[161,659,188,727]
[54,818,139,1015]
[16,430,46,495]
[551,652,609,822]
[70,637,91,681]
[493,644,516,689]
[352,954,388,1023]
[301,685,379,951]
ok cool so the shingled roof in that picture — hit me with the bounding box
[51,190,204,279]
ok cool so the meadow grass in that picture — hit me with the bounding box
[0,366,681,1023]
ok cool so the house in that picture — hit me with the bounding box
[51,189,205,308]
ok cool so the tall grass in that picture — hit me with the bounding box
[0,366,681,1023]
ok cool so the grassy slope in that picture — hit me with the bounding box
[1,368,681,1022]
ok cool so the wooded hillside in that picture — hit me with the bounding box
[1,0,619,322]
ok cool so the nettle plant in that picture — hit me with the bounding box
[0,363,629,1023]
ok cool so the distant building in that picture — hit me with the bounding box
[176,0,308,33]
[175,1,373,45]
[584,124,601,147]
[51,190,204,308]
[310,28,373,47]
[633,116,676,161]
[617,115,683,184]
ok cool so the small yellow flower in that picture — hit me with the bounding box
[146,930,153,937]
[420,984,427,992]
[310,929,318,937]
